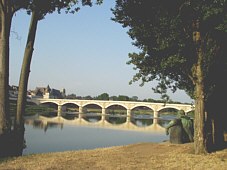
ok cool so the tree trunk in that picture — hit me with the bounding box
[194,42,209,154]
[0,5,12,135]
[14,11,39,130]
[0,4,20,158]
[207,83,226,151]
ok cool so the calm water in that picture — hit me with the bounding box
[22,114,173,155]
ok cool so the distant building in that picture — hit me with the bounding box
[9,85,19,98]
[28,85,66,99]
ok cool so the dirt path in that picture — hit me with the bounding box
[1,142,227,170]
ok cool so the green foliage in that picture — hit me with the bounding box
[112,0,227,101]
[66,93,77,99]
[131,96,138,101]
[25,104,55,116]
[117,95,129,101]
[109,96,118,101]
[95,93,109,100]
[23,0,103,20]
[9,100,55,116]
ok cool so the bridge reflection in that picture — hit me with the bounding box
[25,113,169,133]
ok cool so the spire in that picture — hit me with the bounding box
[46,85,51,93]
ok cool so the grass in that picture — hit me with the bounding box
[1,142,227,170]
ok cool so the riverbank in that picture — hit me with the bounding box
[1,142,227,170]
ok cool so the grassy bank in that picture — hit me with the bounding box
[0,142,227,170]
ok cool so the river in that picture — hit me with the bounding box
[22,113,174,155]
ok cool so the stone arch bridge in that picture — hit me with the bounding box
[30,98,194,121]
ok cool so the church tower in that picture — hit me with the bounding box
[44,85,51,99]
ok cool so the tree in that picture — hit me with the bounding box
[96,93,109,100]
[15,0,103,131]
[118,95,129,101]
[0,0,103,157]
[130,96,138,101]
[112,0,227,154]
[109,95,118,101]
[0,0,26,133]
[0,1,30,157]
[66,93,77,99]
[83,95,93,100]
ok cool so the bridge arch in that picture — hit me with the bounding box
[131,106,154,117]
[157,106,182,112]
[61,101,80,107]
[158,106,194,115]
[38,101,60,106]
[185,109,194,113]
[62,102,80,107]
[82,104,102,115]
[62,103,80,112]
[105,103,128,110]
[131,105,154,111]
[82,102,103,109]
[27,100,38,106]
[37,102,59,117]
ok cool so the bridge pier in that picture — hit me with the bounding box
[78,113,83,120]
[126,109,131,122]
[153,110,159,125]
[101,108,106,121]
[79,106,83,113]
[57,105,62,117]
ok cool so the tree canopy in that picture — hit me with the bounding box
[112,0,227,100]
[112,0,227,154]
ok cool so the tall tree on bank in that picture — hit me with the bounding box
[15,0,103,131]
[0,0,34,158]
[0,0,103,157]
[0,0,29,147]
[112,0,227,154]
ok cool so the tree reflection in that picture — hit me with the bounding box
[106,116,126,124]
[83,115,101,123]
[158,119,171,128]
[25,119,63,132]
[131,119,153,127]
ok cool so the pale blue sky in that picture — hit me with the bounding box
[9,1,192,102]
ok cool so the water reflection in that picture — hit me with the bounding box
[38,111,174,129]
[83,113,102,123]
[106,115,127,124]
[23,116,168,155]
[27,112,173,134]
[19,111,188,155]
[25,119,63,132]
[40,111,57,117]
[132,119,153,127]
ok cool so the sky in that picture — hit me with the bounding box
[9,1,192,103]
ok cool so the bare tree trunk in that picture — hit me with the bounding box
[0,3,17,157]
[14,11,39,130]
[0,5,12,135]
